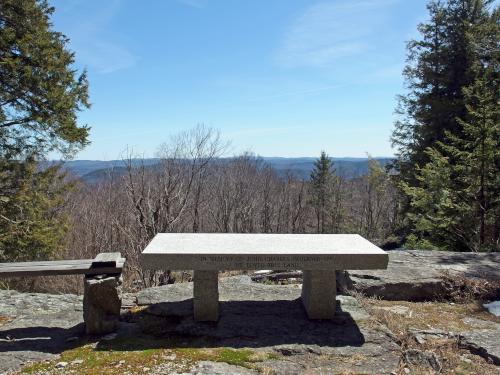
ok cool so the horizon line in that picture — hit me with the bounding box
[51,155,396,162]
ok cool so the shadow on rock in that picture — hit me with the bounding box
[0,323,85,354]
[115,298,365,350]
[430,251,500,279]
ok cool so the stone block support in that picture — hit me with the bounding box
[301,270,336,319]
[193,270,219,321]
[83,274,122,335]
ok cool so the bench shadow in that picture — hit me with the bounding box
[101,298,366,351]
[0,323,85,354]
[0,299,366,355]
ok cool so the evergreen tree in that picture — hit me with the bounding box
[0,0,90,159]
[0,160,73,261]
[309,152,342,233]
[0,0,90,261]
[391,0,498,248]
[403,67,499,252]
[392,0,496,182]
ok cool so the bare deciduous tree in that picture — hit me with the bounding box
[59,129,401,292]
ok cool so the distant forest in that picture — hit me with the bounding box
[55,157,395,184]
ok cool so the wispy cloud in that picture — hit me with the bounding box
[245,84,343,102]
[176,0,205,8]
[53,0,138,74]
[370,64,403,80]
[76,41,138,74]
[276,0,399,68]
[225,126,304,138]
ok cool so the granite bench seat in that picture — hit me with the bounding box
[140,233,388,321]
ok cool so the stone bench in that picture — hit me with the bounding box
[0,252,126,334]
[140,233,388,321]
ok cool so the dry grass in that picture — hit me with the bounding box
[219,270,246,278]
[2,275,83,295]
[358,296,500,374]
[363,299,499,332]
[441,272,500,303]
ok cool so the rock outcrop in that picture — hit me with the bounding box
[137,276,400,374]
[1,255,499,375]
[0,290,84,373]
[337,250,500,300]
[459,317,500,365]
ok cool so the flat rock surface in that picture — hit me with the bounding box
[459,317,500,365]
[138,276,399,374]
[0,290,84,374]
[338,250,500,301]
[2,274,499,374]
[178,361,258,375]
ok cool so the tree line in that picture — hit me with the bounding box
[63,126,398,288]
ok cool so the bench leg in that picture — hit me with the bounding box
[301,270,336,319]
[83,274,122,335]
[193,270,219,321]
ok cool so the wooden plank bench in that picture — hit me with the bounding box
[140,233,388,321]
[0,252,126,334]
[0,254,126,277]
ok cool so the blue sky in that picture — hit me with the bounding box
[50,0,429,160]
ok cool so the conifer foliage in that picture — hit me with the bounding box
[403,70,499,252]
[0,0,89,261]
[0,160,71,261]
[309,152,343,233]
[394,0,499,251]
[0,0,90,158]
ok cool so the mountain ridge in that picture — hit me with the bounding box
[50,157,395,183]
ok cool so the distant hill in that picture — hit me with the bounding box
[54,159,161,177]
[262,157,394,180]
[76,166,129,185]
[54,157,395,184]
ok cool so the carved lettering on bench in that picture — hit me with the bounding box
[198,255,332,269]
